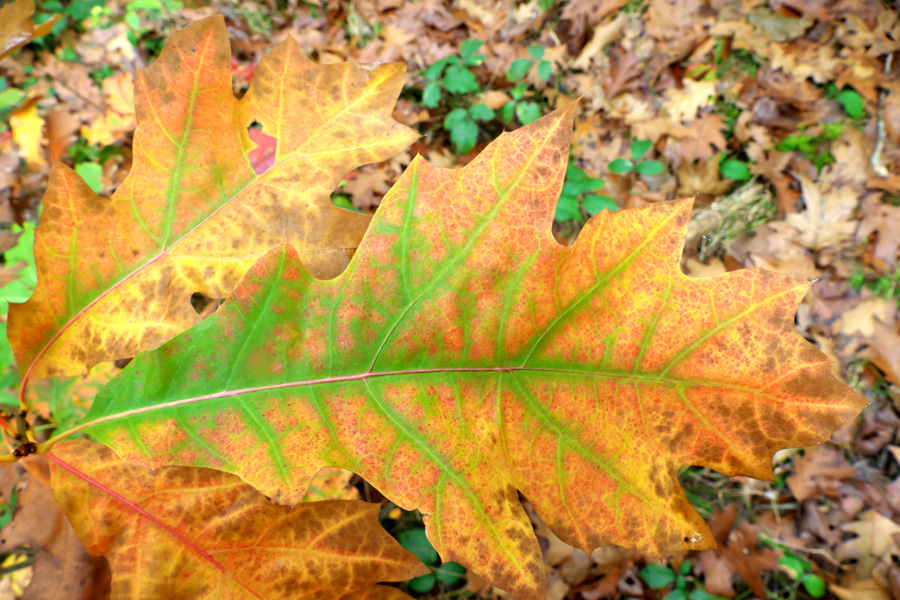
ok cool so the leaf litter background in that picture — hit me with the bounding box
[0,0,898,599]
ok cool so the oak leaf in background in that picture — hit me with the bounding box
[63,104,866,599]
[0,0,61,62]
[47,440,426,600]
[8,15,417,382]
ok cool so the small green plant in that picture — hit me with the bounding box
[712,37,759,79]
[640,561,725,600]
[0,222,36,399]
[608,139,666,176]
[555,160,616,222]
[760,536,826,598]
[822,83,866,119]
[443,102,494,154]
[397,528,466,593]
[776,122,843,172]
[0,482,19,528]
[88,0,181,52]
[501,45,552,126]
[0,79,26,121]
[719,156,751,181]
[851,266,900,306]
[421,39,485,109]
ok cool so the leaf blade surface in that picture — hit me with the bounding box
[9,15,417,380]
[77,104,865,599]
[48,440,426,600]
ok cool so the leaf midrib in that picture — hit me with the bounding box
[52,365,810,444]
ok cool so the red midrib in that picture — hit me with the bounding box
[47,453,264,600]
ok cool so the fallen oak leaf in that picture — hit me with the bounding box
[0,0,61,62]
[836,511,900,588]
[8,15,418,382]
[786,445,857,501]
[719,523,781,598]
[53,103,870,599]
[80,72,136,147]
[47,440,426,600]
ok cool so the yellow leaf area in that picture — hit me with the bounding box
[47,440,426,600]
[304,467,360,502]
[74,105,866,599]
[8,15,417,381]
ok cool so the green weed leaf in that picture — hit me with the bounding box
[608,158,634,173]
[468,103,495,121]
[443,64,480,94]
[443,107,469,130]
[641,564,675,589]
[720,159,751,181]
[838,88,863,118]
[507,58,532,81]
[631,139,652,161]
[635,160,665,176]
[583,194,617,215]
[802,573,826,598]
[450,119,478,153]
[460,39,484,59]
[515,101,542,124]
[422,81,441,108]
[537,59,552,80]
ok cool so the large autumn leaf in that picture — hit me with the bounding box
[47,440,426,600]
[8,15,417,381]
[52,104,865,599]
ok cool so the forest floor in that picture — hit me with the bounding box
[0,0,899,599]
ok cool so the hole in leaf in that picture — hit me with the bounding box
[190,292,216,316]
[247,121,276,175]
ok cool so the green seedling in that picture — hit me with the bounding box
[443,102,495,154]
[719,157,751,181]
[397,528,466,593]
[608,139,666,176]
[421,39,485,109]
[640,560,726,600]
[556,161,616,222]
[0,222,37,401]
[500,45,552,126]
[760,536,826,598]
[776,122,843,172]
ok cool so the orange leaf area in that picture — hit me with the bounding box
[8,14,417,381]
[47,440,426,600]
[79,105,867,599]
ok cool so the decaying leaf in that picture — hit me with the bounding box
[47,440,426,600]
[8,15,418,380]
[80,72,136,147]
[0,0,61,62]
[836,510,900,588]
[68,105,865,599]
[9,97,46,168]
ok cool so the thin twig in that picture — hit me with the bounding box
[870,53,893,177]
